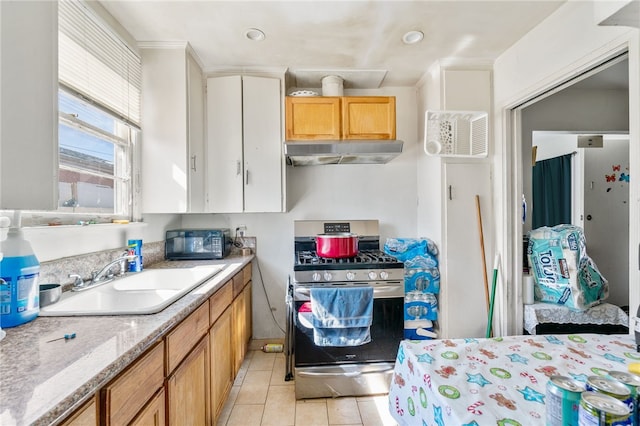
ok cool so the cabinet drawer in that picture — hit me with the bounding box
[102,341,164,426]
[242,263,252,285]
[61,394,97,426]
[210,281,233,325]
[166,302,209,373]
[232,271,244,298]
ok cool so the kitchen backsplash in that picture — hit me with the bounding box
[39,241,165,291]
[38,237,256,291]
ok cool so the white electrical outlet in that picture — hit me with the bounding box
[237,225,247,237]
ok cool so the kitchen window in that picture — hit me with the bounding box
[56,0,141,219]
[58,89,136,215]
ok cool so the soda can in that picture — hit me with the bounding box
[546,375,584,426]
[608,371,640,426]
[587,375,633,416]
[579,391,631,425]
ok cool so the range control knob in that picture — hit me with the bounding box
[312,272,322,282]
[368,271,378,280]
[346,272,356,281]
[380,271,389,280]
[323,272,333,281]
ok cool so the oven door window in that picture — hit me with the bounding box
[294,297,403,366]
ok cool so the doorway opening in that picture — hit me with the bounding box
[513,54,630,333]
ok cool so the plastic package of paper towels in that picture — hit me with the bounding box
[527,224,608,311]
[523,275,534,305]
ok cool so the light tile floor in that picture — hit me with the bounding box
[217,349,399,426]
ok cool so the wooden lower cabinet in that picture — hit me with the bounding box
[243,282,252,347]
[61,264,254,426]
[130,389,165,426]
[60,395,97,426]
[210,306,233,422]
[167,336,210,425]
[232,268,253,375]
[232,291,246,375]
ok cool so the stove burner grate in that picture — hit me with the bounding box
[296,250,400,266]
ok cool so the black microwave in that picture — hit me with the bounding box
[165,229,232,260]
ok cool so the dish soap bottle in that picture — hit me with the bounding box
[0,212,40,328]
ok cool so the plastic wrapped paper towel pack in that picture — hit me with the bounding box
[527,224,608,311]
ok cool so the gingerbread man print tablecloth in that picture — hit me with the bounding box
[388,334,640,425]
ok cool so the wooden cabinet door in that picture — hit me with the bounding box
[60,395,98,426]
[167,336,210,426]
[210,306,233,422]
[232,294,246,375]
[243,282,252,346]
[130,389,165,426]
[342,96,396,140]
[285,97,341,140]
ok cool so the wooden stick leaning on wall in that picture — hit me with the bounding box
[475,195,491,325]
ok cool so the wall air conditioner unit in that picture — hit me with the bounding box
[424,110,488,157]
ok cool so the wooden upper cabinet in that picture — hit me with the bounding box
[285,96,341,140]
[285,96,396,141]
[342,96,396,140]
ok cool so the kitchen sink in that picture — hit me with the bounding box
[39,265,225,316]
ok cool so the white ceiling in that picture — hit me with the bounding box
[99,0,567,89]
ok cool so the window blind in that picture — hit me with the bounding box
[58,0,141,127]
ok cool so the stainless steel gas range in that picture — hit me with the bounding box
[285,220,404,399]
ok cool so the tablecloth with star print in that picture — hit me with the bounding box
[388,334,640,425]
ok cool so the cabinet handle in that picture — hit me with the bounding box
[448,185,452,200]
[191,155,197,172]
[236,161,241,176]
[245,169,249,185]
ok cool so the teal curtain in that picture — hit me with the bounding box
[532,153,572,229]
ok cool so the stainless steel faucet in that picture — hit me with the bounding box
[71,251,138,291]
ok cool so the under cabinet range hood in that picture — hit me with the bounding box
[284,140,404,166]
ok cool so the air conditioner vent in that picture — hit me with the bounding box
[424,110,488,157]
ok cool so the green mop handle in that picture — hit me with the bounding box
[486,254,500,338]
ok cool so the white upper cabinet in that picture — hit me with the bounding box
[187,55,205,213]
[140,46,205,213]
[206,75,284,213]
[0,1,58,210]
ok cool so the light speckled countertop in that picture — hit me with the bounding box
[0,255,254,426]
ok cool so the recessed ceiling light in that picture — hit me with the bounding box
[245,28,265,41]
[402,30,424,45]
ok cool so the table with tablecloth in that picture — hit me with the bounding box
[389,334,640,425]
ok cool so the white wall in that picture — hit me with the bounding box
[521,87,629,232]
[20,214,180,262]
[181,86,418,339]
[493,0,639,334]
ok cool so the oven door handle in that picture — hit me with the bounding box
[295,285,400,297]
[296,365,394,378]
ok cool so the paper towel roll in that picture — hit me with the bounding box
[523,275,534,305]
